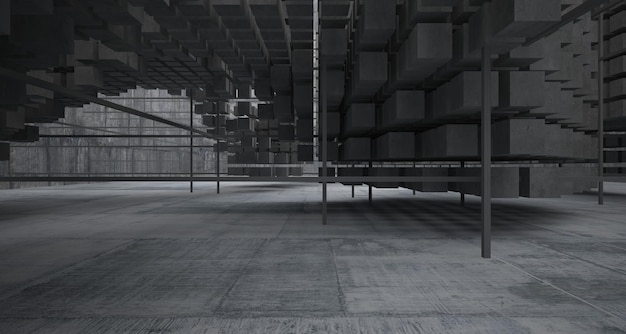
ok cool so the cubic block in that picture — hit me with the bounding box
[499,71,545,110]
[402,168,449,192]
[297,145,314,162]
[381,91,425,128]
[340,138,371,161]
[418,125,478,159]
[375,132,415,160]
[344,103,375,136]
[492,119,547,157]
[351,52,388,100]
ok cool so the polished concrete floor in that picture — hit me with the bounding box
[0,181,625,333]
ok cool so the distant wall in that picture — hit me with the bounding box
[0,88,225,190]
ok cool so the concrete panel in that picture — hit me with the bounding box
[356,0,396,50]
[351,52,387,100]
[321,28,348,64]
[492,119,547,157]
[292,49,313,81]
[367,168,401,188]
[296,118,314,142]
[418,125,478,159]
[454,167,520,198]
[297,145,314,162]
[340,138,371,161]
[0,142,8,161]
[274,95,293,121]
[381,91,426,128]
[271,65,291,94]
[258,104,274,120]
[338,167,366,185]
[375,132,415,161]
[445,71,499,117]
[327,70,345,108]
[344,104,376,136]
[491,0,561,39]
[402,168,449,192]
[499,71,545,110]
[294,84,313,118]
[519,167,563,198]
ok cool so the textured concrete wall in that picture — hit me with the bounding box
[0,88,225,189]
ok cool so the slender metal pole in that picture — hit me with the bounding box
[460,161,465,206]
[321,60,328,225]
[368,161,373,204]
[481,46,492,259]
[413,161,416,195]
[351,164,355,198]
[216,104,221,194]
[189,91,194,193]
[598,12,604,205]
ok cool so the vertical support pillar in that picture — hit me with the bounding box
[413,161,416,195]
[598,12,604,205]
[351,164,355,198]
[216,104,221,194]
[368,161,373,204]
[460,161,465,206]
[481,46,492,259]
[189,90,194,193]
[321,60,328,225]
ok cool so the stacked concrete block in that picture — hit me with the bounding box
[340,138,371,162]
[374,132,415,161]
[392,23,453,89]
[433,71,498,119]
[350,52,388,101]
[492,119,548,157]
[344,104,376,136]
[448,167,510,198]
[312,0,614,198]
[402,168,449,193]
[367,168,401,188]
[338,167,366,186]
[499,71,546,111]
[417,125,478,160]
[451,167,520,198]
[355,0,396,51]
[381,91,426,129]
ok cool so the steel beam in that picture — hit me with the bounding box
[0,176,483,183]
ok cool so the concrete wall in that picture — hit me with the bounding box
[0,88,225,189]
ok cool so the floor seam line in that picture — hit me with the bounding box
[0,239,135,302]
[212,238,267,314]
[494,255,626,324]
[329,239,348,317]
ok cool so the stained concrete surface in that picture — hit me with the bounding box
[0,181,625,333]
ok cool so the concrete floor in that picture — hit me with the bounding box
[0,181,625,333]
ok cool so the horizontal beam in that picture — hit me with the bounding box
[0,176,482,183]
[3,176,625,183]
[40,135,212,138]
[11,145,216,148]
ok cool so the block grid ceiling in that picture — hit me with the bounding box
[0,0,625,199]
